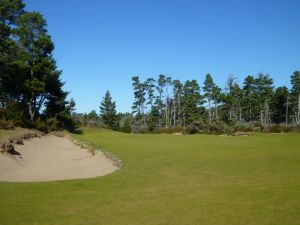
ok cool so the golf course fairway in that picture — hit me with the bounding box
[0,128,299,225]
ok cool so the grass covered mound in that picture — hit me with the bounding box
[0,128,300,225]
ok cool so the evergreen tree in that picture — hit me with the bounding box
[172,79,183,126]
[203,73,215,125]
[211,84,222,121]
[181,80,204,125]
[290,71,300,124]
[0,0,72,128]
[242,75,257,122]
[255,73,274,125]
[144,77,155,108]
[131,76,146,126]
[272,86,290,124]
[156,74,166,127]
[100,91,117,129]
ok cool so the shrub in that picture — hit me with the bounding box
[291,125,300,132]
[158,128,173,134]
[0,119,14,129]
[131,124,149,134]
[233,124,247,132]
[120,119,132,133]
[46,118,60,131]
[208,121,227,134]
[173,126,185,133]
[184,123,200,134]
[253,122,265,132]
[265,124,292,133]
[267,124,283,133]
[0,141,15,154]
[34,118,47,132]
[253,126,261,133]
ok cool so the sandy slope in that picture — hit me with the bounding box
[0,135,118,182]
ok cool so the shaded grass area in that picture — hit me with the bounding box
[0,128,26,139]
[0,128,300,225]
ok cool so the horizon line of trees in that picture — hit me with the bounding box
[130,72,300,131]
[74,72,300,134]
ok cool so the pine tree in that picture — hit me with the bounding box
[242,75,257,122]
[272,86,290,124]
[181,80,204,125]
[131,76,146,126]
[203,74,215,125]
[100,91,118,129]
[255,73,274,125]
[0,0,72,128]
[290,71,300,124]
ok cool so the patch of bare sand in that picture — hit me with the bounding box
[0,135,118,182]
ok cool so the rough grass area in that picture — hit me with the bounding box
[0,127,300,225]
[0,127,26,139]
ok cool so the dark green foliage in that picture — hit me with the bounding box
[129,71,300,134]
[290,71,300,124]
[0,119,14,129]
[33,117,47,132]
[100,91,118,129]
[272,86,290,124]
[181,80,205,125]
[0,0,73,130]
[119,116,132,133]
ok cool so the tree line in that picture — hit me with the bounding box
[0,0,75,130]
[129,72,300,133]
[78,72,300,134]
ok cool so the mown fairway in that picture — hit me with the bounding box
[0,128,300,225]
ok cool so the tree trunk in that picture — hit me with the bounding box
[239,102,242,123]
[297,93,300,125]
[28,97,36,126]
[285,95,289,125]
[165,100,168,128]
[215,102,218,121]
[173,100,176,127]
[208,98,211,125]
[178,98,181,126]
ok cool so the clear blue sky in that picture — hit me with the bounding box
[24,0,300,113]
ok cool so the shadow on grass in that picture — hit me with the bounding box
[68,128,83,135]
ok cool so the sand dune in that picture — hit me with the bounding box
[0,135,118,182]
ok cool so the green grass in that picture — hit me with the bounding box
[0,128,300,225]
[0,127,26,139]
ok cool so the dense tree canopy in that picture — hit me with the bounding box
[0,0,73,130]
[100,91,118,129]
[130,72,300,133]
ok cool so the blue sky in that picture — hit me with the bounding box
[24,0,300,113]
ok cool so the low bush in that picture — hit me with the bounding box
[253,122,265,132]
[208,121,228,134]
[266,124,283,133]
[34,118,48,132]
[253,126,262,132]
[119,118,132,133]
[184,124,200,134]
[158,126,184,134]
[291,125,300,132]
[46,118,60,131]
[233,124,248,132]
[264,124,293,133]
[0,141,15,154]
[0,119,14,129]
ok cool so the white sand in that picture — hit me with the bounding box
[0,135,118,182]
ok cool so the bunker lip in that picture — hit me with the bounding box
[0,135,118,182]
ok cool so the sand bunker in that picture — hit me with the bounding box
[0,135,118,182]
